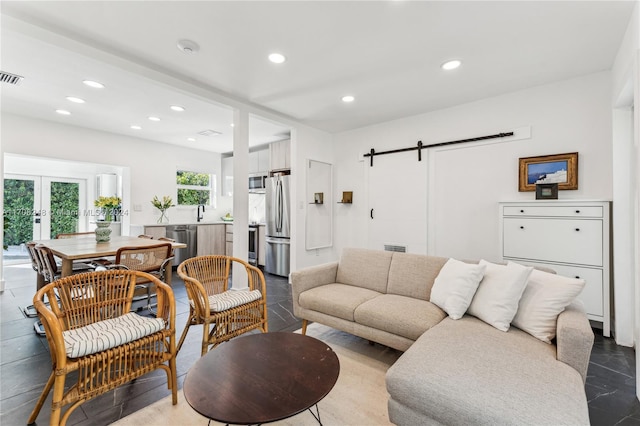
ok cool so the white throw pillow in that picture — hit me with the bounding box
[467,260,533,331]
[430,258,486,320]
[511,266,585,343]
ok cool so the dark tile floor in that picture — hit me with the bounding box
[1,263,639,425]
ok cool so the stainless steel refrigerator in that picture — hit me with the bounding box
[265,174,291,276]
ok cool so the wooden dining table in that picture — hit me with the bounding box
[32,235,187,287]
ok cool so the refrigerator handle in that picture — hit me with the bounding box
[277,180,283,232]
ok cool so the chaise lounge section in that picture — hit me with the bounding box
[291,248,593,425]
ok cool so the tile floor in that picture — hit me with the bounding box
[0,263,639,425]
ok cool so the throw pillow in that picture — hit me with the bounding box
[429,258,486,320]
[467,260,533,331]
[511,265,585,343]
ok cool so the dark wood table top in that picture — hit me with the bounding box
[183,332,340,425]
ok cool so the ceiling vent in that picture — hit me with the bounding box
[197,129,222,137]
[0,71,24,85]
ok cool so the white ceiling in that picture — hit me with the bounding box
[0,1,635,153]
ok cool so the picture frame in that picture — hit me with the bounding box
[518,152,578,192]
[535,183,558,200]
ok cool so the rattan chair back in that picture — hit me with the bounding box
[55,232,96,239]
[176,255,268,355]
[34,244,61,284]
[28,270,178,426]
[115,243,173,276]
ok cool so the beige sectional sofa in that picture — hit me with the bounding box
[291,248,594,425]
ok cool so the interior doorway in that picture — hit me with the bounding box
[3,174,86,264]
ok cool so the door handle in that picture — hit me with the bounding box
[370,209,374,219]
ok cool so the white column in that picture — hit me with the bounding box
[232,109,249,290]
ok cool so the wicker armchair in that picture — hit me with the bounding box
[28,270,177,426]
[177,255,268,355]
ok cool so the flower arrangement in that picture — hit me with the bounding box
[94,196,121,222]
[151,195,174,223]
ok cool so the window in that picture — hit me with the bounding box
[176,170,216,207]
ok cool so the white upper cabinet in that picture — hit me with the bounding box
[269,139,291,171]
[249,148,270,174]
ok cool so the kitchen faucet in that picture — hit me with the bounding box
[197,204,205,222]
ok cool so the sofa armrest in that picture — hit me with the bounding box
[556,300,594,384]
[291,262,339,311]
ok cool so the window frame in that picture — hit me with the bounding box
[175,169,216,208]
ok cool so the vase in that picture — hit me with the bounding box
[95,221,112,242]
[157,210,169,224]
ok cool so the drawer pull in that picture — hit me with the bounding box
[575,228,580,232]
[575,210,581,214]
[575,276,580,279]
[520,209,525,213]
[519,226,524,230]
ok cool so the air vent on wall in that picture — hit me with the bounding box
[384,244,407,253]
[0,71,24,85]
[197,129,222,137]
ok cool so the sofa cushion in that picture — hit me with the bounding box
[335,248,393,293]
[511,266,586,343]
[467,260,533,331]
[386,316,589,425]
[63,312,165,358]
[429,258,486,320]
[298,283,382,322]
[354,294,446,340]
[387,253,448,300]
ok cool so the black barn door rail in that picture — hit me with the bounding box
[363,131,514,167]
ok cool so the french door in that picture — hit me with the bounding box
[3,174,86,260]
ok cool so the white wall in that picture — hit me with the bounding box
[1,113,226,226]
[334,72,613,263]
[291,124,336,273]
[610,0,639,395]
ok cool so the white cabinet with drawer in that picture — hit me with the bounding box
[499,201,611,336]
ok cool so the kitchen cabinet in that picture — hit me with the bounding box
[269,139,291,171]
[499,201,611,336]
[226,224,233,256]
[222,155,233,197]
[197,224,226,256]
[258,225,266,266]
[249,148,270,174]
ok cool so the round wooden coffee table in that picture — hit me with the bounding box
[183,332,340,425]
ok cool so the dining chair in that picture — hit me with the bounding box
[110,243,174,313]
[22,242,45,319]
[28,270,177,426]
[55,231,96,239]
[176,255,268,355]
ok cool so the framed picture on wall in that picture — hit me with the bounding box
[518,152,578,192]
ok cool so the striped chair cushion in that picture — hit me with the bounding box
[63,312,165,358]
[200,289,262,312]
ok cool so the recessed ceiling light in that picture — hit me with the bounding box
[66,96,85,104]
[83,80,104,89]
[441,59,462,70]
[177,39,200,54]
[130,125,142,130]
[342,95,355,103]
[170,105,185,112]
[268,53,286,64]
[148,116,161,122]
[187,137,196,142]
[56,109,71,115]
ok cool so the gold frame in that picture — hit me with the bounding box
[518,152,578,192]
